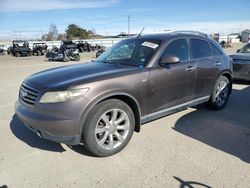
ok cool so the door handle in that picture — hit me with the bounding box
[215,61,222,66]
[185,66,196,72]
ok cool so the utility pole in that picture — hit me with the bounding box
[128,15,131,35]
[41,28,44,39]
[14,30,17,40]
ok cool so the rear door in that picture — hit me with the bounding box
[190,38,220,98]
[148,38,196,114]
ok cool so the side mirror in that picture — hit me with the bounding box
[160,54,180,65]
[236,49,240,53]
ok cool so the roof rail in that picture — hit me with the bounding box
[171,30,210,38]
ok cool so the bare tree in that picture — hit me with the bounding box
[48,24,59,40]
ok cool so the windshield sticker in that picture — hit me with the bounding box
[141,42,159,49]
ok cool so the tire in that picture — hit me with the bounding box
[63,56,69,62]
[75,54,80,61]
[207,76,230,110]
[82,99,135,157]
[16,52,21,57]
[79,47,84,53]
[37,50,41,56]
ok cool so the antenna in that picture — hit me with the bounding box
[137,27,145,38]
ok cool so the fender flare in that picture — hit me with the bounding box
[79,92,142,137]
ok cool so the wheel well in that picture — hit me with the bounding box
[99,95,141,133]
[222,73,232,93]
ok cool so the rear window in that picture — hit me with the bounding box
[191,39,212,59]
[211,43,223,56]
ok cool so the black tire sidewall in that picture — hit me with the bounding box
[82,99,135,157]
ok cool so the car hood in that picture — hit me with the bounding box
[229,53,250,61]
[24,62,140,90]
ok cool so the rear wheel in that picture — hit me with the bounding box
[207,76,230,110]
[82,99,135,157]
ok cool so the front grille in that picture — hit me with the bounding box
[19,84,39,105]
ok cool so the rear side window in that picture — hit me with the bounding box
[163,39,189,61]
[211,43,223,56]
[191,39,212,59]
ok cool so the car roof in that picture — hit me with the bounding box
[130,31,210,41]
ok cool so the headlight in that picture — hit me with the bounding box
[39,88,89,103]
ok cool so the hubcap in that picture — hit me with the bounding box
[214,80,228,106]
[95,109,130,150]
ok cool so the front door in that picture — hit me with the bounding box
[148,38,196,114]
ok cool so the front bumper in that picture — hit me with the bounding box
[233,62,250,81]
[15,99,88,145]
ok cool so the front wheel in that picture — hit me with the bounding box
[207,76,230,110]
[74,54,80,61]
[37,50,41,56]
[82,99,135,157]
[15,52,21,57]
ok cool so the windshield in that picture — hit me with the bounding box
[96,38,162,66]
[239,44,250,53]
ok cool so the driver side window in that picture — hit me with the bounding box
[162,39,189,62]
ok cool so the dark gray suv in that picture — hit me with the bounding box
[15,31,233,156]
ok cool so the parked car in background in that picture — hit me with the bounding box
[15,31,232,157]
[8,40,32,57]
[33,43,48,56]
[229,43,250,81]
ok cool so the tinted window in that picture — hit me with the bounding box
[191,39,212,59]
[211,43,223,56]
[239,44,250,53]
[163,39,189,61]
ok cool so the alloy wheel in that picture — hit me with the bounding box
[214,80,229,106]
[95,109,130,150]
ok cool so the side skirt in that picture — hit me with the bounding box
[141,96,210,124]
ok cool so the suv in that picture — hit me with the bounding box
[9,40,32,57]
[15,31,232,157]
[33,43,48,56]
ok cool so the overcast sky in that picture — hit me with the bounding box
[0,0,249,39]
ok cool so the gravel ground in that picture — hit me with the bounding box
[0,44,250,188]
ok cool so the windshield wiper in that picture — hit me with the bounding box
[97,60,120,65]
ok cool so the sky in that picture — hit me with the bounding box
[0,0,249,39]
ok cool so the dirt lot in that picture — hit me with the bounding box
[0,44,250,188]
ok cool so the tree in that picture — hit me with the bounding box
[47,24,59,40]
[41,24,59,41]
[65,24,93,39]
[242,29,250,33]
[57,33,66,40]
